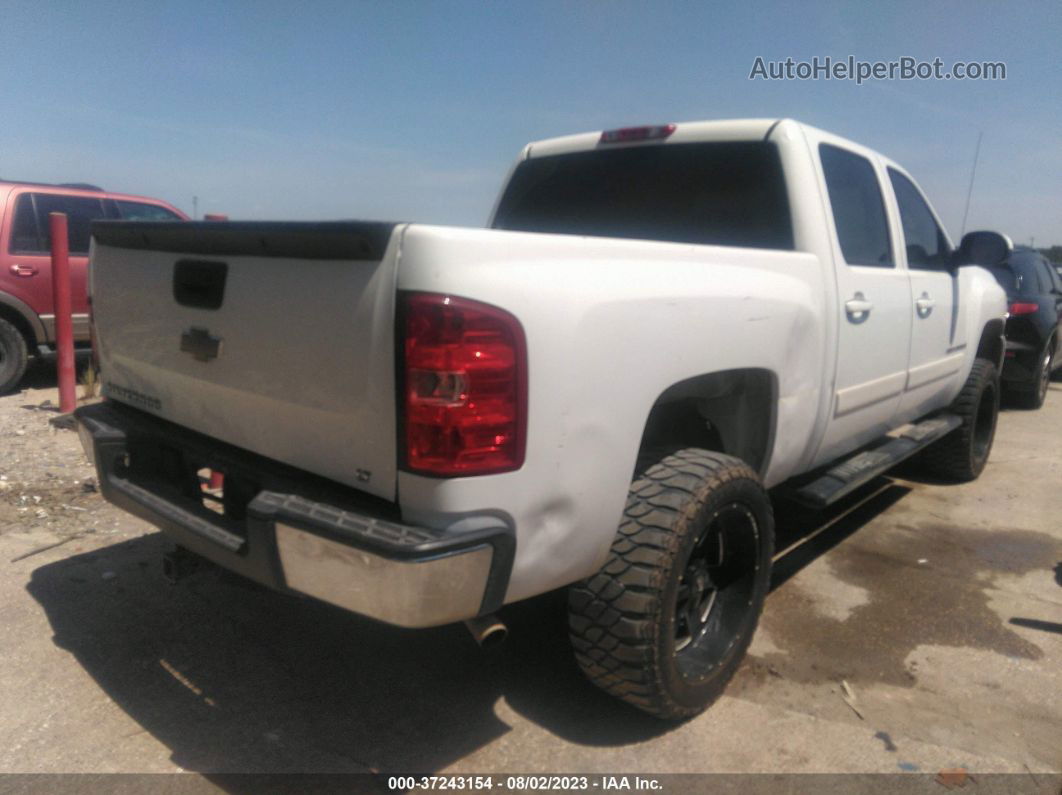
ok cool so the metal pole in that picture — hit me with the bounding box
[49,212,76,413]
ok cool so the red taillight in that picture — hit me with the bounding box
[1009,302,1039,316]
[599,124,676,144]
[402,293,527,476]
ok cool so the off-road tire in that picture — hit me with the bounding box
[0,317,28,395]
[568,449,774,720]
[918,357,999,481]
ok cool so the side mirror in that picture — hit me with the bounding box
[955,230,1013,267]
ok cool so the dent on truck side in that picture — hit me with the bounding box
[394,225,826,603]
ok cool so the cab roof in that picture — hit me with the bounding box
[524,118,786,159]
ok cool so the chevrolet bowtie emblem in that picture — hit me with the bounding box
[180,327,222,362]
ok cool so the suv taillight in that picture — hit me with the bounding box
[401,292,527,476]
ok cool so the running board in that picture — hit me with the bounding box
[790,414,962,508]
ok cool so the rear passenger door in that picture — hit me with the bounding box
[3,191,109,342]
[814,143,913,463]
[887,168,962,419]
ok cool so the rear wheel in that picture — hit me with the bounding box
[568,449,773,720]
[1013,340,1053,410]
[918,357,999,481]
[0,317,29,395]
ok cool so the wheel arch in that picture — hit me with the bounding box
[975,318,1005,372]
[0,292,43,352]
[636,368,778,478]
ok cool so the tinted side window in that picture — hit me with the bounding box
[998,258,1042,296]
[1047,260,1062,292]
[1034,259,1056,294]
[116,200,181,221]
[9,194,42,253]
[888,169,950,270]
[819,144,893,267]
[33,194,108,254]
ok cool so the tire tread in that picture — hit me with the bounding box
[0,317,29,395]
[568,448,771,719]
[918,358,998,480]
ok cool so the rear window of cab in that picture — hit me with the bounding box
[492,141,794,251]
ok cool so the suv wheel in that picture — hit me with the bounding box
[1016,340,1053,410]
[0,317,29,395]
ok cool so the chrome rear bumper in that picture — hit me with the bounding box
[75,401,514,628]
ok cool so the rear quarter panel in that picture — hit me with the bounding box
[393,225,826,602]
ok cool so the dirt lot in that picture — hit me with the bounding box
[0,364,1060,788]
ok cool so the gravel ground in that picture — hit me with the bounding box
[0,367,123,558]
[0,365,1059,789]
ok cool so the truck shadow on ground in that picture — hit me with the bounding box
[16,357,97,390]
[24,479,918,776]
[25,533,670,776]
[769,478,912,591]
[745,477,1058,705]
[15,361,61,391]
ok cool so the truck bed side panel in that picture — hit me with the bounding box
[392,225,827,603]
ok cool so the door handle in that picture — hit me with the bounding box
[9,263,38,277]
[916,293,936,317]
[845,292,873,322]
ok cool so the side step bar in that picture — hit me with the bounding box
[790,414,962,508]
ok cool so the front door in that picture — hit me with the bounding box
[887,167,964,421]
[813,143,913,466]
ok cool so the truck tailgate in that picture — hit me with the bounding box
[89,221,402,501]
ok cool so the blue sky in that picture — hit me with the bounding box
[3,0,1060,245]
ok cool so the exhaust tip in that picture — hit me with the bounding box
[464,614,508,648]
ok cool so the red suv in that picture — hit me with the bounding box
[0,180,187,392]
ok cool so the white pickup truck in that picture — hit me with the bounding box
[76,118,1010,719]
